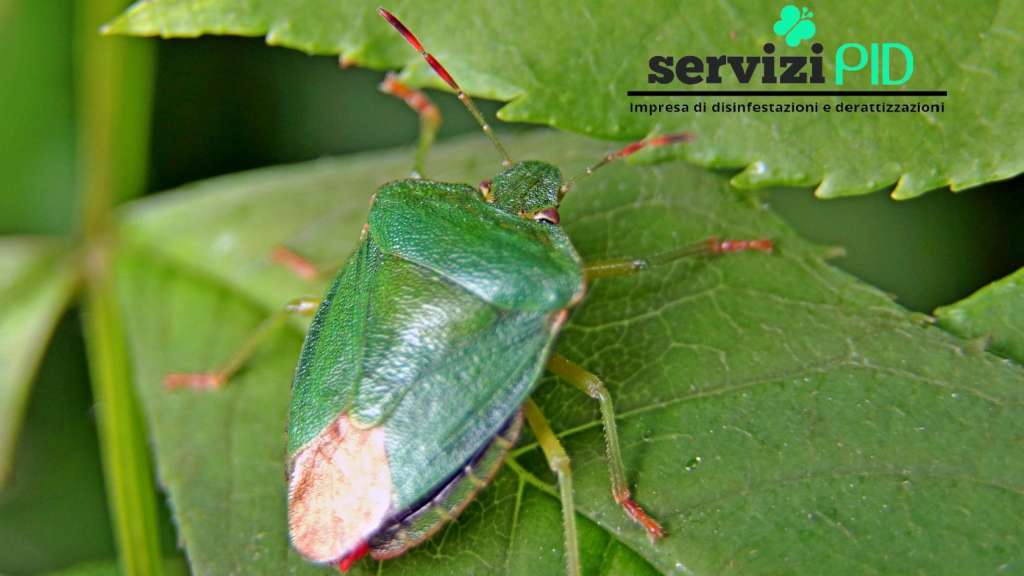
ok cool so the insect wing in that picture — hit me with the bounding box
[379,303,555,512]
[287,239,377,454]
[287,233,564,563]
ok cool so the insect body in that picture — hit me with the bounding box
[166,8,772,575]
[287,167,584,567]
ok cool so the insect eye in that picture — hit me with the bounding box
[532,208,560,225]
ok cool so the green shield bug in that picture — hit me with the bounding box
[165,8,773,575]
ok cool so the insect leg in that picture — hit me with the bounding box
[163,297,320,391]
[271,245,347,281]
[546,353,665,542]
[523,398,581,576]
[582,237,774,280]
[379,72,441,179]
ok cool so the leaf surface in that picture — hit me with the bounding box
[105,0,1024,199]
[936,268,1024,364]
[0,237,78,484]
[117,132,1024,575]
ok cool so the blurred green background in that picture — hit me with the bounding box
[0,2,1020,574]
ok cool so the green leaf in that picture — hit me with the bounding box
[935,268,1024,364]
[104,0,1024,199]
[116,131,1024,575]
[0,237,78,485]
[46,557,189,576]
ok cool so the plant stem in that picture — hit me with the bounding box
[83,248,164,576]
[76,0,161,574]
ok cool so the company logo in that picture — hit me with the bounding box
[773,5,815,47]
[645,4,917,88]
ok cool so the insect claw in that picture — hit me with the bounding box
[707,237,774,254]
[621,497,666,542]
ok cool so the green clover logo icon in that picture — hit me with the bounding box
[773,5,816,47]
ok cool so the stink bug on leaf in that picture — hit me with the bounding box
[165,8,773,575]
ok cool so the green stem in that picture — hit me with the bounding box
[76,0,161,574]
[83,249,164,576]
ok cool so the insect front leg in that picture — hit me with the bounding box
[546,353,665,542]
[164,297,320,391]
[379,72,441,179]
[523,399,581,576]
[582,237,774,280]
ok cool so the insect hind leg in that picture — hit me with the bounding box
[163,297,319,391]
[523,399,581,576]
[546,353,665,542]
[379,72,441,179]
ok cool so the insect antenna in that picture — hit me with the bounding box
[379,8,512,167]
[559,133,693,201]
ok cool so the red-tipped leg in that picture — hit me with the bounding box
[163,297,320,392]
[379,72,441,178]
[618,492,666,542]
[163,372,225,391]
[379,73,440,125]
[707,237,774,254]
[271,245,320,281]
[583,236,775,279]
[337,541,370,573]
[546,354,666,548]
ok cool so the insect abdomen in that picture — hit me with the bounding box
[369,412,524,559]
